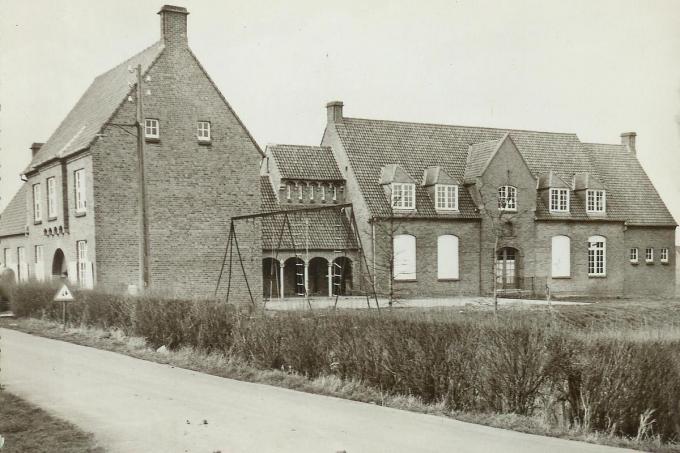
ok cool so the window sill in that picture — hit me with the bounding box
[145,137,160,144]
[394,279,417,283]
[630,261,639,265]
[661,261,669,265]
[198,140,212,146]
[551,276,571,279]
[588,274,607,278]
[74,210,87,218]
[48,216,58,222]
[33,220,42,225]
[645,261,654,265]
[438,278,459,282]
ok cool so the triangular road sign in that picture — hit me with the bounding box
[54,284,75,302]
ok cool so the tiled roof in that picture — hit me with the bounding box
[423,166,458,186]
[334,117,675,225]
[0,185,28,237]
[260,177,357,250]
[269,145,344,181]
[464,138,503,182]
[584,143,676,225]
[24,41,165,173]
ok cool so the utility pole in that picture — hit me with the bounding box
[134,64,150,291]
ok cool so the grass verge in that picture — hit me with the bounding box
[2,316,678,453]
[0,390,103,453]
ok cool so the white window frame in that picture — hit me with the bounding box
[660,248,669,263]
[77,240,88,286]
[498,186,517,211]
[144,118,159,139]
[588,235,606,276]
[332,185,337,202]
[321,185,326,202]
[391,183,415,210]
[551,235,571,278]
[298,184,303,201]
[437,235,459,280]
[393,234,416,280]
[645,247,654,263]
[309,184,314,201]
[586,189,606,213]
[17,246,26,282]
[32,183,42,222]
[435,184,458,211]
[47,177,57,219]
[197,121,211,142]
[629,247,639,264]
[549,188,569,213]
[74,169,87,213]
[286,184,291,201]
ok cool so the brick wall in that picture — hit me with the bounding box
[623,226,676,297]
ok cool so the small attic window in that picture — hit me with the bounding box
[549,188,569,213]
[498,186,517,211]
[586,190,606,213]
[435,184,458,211]
[197,121,211,142]
[144,119,159,139]
[392,183,415,210]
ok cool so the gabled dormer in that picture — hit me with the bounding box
[380,164,416,211]
[422,166,459,212]
[537,170,571,213]
[573,172,606,214]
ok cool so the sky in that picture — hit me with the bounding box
[1,0,679,242]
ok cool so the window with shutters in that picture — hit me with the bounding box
[551,235,571,277]
[47,177,57,219]
[660,248,669,263]
[393,234,416,280]
[588,235,606,276]
[629,248,639,264]
[437,235,459,280]
[391,183,415,209]
[549,188,569,212]
[498,186,517,211]
[74,169,86,213]
[435,185,458,211]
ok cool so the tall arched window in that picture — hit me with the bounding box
[551,235,571,277]
[588,235,606,276]
[498,186,517,211]
[437,235,459,280]
[393,234,416,280]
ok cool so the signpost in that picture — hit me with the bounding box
[54,284,74,330]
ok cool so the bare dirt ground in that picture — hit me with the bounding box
[0,328,635,453]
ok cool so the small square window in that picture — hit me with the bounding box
[660,248,669,263]
[645,248,654,263]
[197,121,211,142]
[629,248,638,263]
[144,119,159,139]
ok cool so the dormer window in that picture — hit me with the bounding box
[586,189,606,213]
[298,184,303,201]
[498,186,517,211]
[392,183,415,209]
[197,121,211,142]
[144,118,159,139]
[435,184,458,211]
[321,185,326,202]
[550,188,569,212]
[286,184,291,201]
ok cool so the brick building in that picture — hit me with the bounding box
[0,6,262,299]
[265,101,677,299]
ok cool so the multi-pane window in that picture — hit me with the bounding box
[298,184,303,201]
[549,188,569,212]
[32,184,42,222]
[286,184,291,201]
[586,190,606,213]
[391,183,415,209]
[321,185,326,202]
[630,248,639,263]
[74,169,86,213]
[660,248,669,263]
[435,185,458,211]
[309,184,314,201]
[144,118,159,139]
[77,240,88,286]
[35,245,43,264]
[47,177,57,218]
[497,186,517,211]
[588,236,606,276]
[645,248,654,263]
[35,245,44,282]
[197,121,211,141]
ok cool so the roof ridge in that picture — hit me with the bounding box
[343,116,579,137]
[268,144,332,150]
[93,40,164,81]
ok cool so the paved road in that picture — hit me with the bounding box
[1,328,630,453]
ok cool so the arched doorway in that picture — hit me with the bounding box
[496,247,519,290]
[283,257,305,297]
[262,258,281,299]
[308,257,329,296]
[52,248,67,280]
[332,257,353,296]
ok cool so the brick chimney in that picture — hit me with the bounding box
[621,132,636,155]
[326,101,344,124]
[30,142,44,158]
[158,5,189,47]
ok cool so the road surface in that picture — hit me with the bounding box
[1,328,631,453]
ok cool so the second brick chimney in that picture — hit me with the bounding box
[621,132,636,155]
[326,101,344,124]
[158,5,189,47]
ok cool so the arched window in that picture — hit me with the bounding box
[498,186,517,211]
[393,234,416,280]
[551,235,571,277]
[437,235,459,280]
[588,235,606,276]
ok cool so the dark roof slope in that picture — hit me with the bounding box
[269,145,343,181]
[24,41,165,173]
[0,185,28,237]
[260,177,357,250]
[464,138,503,182]
[334,117,675,225]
